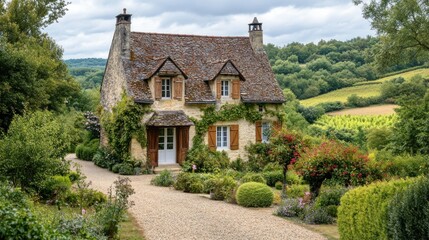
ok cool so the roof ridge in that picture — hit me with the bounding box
[131,31,248,39]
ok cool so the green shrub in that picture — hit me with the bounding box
[0,111,72,191]
[67,171,80,183]
[315,101,345,113]
[0,183,49,239]
[204,175,237,201]
[76,138,99,161]
[303,204,334,224]
[325,205,338,218]
[111,164,120,173]
[387,177,429,240]
[229,157,246,172]
[263,171,283,187]
[39,175,72,201]
[245,143,272,172]
[118,163,134,175]
[151,170,174,187]
[240,172,266,184]
[275,181,283,190]
[174,172,208,193]
[262,162,282,172]
[286,184,310,198]
[236,182,273,208]
[338,178,415,240]
[184,144,229,173]
[315,185,349,208]
[92,147,120,170]
[276,198,304,217]
[376,151,429,178]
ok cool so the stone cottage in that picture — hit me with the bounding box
[100,9,285,169]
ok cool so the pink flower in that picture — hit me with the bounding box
[82,208,86,215]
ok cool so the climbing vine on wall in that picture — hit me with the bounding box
[191,104,265,146]
[102,95,150,158]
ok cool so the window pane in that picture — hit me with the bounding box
[167,144,174,149]
[159,143,164,150]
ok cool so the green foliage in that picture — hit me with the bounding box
[0,111,71,191]
[174,172,209,193]
[204,175,237,201]
[240,172,266,184]
[39,175,72,201]
[92,147,121,170]
[297,105,325,124]
[387,177,429,240]
[0,183,49,239]
[263,170,302,187]
[275,181,283,190]
[276,198,304,218]
[302,203,334,224]
[229,157,246,172]
[295,141,376,198]
[389,90,429,154]
[346,94,383,107]
[374,151,429,178]
[337,178,415,240]
[246,143,272,172]
[315,185,349,208]
[76,139,100,161]
[286,184,310,198]
[236,182,273,208]
[191,104,263,146]
[184,144,229,173]
[151,170,174,187]
[315,101,345,113]
[366,127,392,150]
[96,177,135,239]
[102,95,149,159]
[354,0,429,70]
[0,0,81,131]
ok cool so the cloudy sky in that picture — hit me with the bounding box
[44,0,375,59]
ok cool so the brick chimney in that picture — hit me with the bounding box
[115,8,132,60]
[248,17,264,53]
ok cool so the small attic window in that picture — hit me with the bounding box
[258,105,264,112]
[161,78,171,99]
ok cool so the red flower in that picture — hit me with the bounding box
[290,158,296,164]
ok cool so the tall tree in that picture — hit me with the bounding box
[354,0,429,69]
[0,0,80,132]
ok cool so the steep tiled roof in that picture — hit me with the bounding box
[146,111,194,126]
[127,32,284,103]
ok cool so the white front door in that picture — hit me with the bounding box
[158,127,176,165]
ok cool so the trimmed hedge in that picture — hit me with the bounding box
[75,139,99,161]
[236,182,273,208]
[387,177,429,240]
[338,178,415,240]
[240,172,266,184]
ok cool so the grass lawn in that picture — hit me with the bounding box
[34,203,145,239]
[300,68,429,106]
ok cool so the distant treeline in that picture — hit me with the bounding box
[65,58,106,68]
[265,36,424,99]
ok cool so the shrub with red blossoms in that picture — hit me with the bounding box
[269,130,307,198]
[294,140,377,198]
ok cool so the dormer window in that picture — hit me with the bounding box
[161,78,171,99]
[221,80,230,97]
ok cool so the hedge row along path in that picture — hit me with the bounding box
[67,154,325,240]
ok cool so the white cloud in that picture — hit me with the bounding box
[44,0,374,59]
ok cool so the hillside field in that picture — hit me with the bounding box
[300,68,429,106]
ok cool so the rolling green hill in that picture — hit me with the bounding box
[300,68,429,106]
[65,58,106,90]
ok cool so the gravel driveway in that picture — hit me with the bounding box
[67,154,326,240]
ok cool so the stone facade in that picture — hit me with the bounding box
[102,10,285,166]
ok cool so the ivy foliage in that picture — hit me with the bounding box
[191,104,263,145]
[102,96,150,158]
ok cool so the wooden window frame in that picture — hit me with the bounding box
[221,80,230,98]
[161,77,172,99]
[216,126,229,150]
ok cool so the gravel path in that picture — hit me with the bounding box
[67,154,326,240]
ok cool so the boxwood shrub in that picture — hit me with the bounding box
[75,139,99,161]
[151,170,174,187]
[174,172,211,193]
[387,177,429,240]
[236,182,273,208]
[338,178,415,240]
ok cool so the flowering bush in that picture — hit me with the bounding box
[295,140,375,198]
[269,130,306,197]
[276,198,305,217]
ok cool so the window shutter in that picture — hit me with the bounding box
[176,127,189,164]
[173,77,183,100]
[147,128,159,167]
[208,126,217,151]
[255,121,262,143]
[232,79,240,99]
[230,125,239,150]
[154,76,162,100]
[216,80,221,99]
